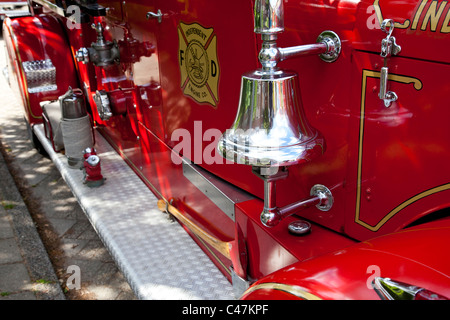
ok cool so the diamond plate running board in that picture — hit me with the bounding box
[33,124,235,300]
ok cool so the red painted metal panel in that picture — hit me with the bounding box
[3,14,79,124]
[354,0,450,64]
[344,48,450,240]
[77,0,450,283]
[242,218,450,300]
[11,0,449,294]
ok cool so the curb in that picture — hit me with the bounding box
[0,143,65,300]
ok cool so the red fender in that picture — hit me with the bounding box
[241,217,450,300]
[2,14,79,125]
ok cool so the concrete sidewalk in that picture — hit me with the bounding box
[0,147,64,300]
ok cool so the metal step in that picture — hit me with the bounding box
[33,124,235,300]
[0,4,30,18]
[0,10,30,17]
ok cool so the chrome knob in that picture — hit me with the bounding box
[75,47,89,64]
[288,220,312,236]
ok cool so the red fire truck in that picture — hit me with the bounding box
[3,0,450,300]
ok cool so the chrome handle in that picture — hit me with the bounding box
[379,67,398,108]
[146,9,162,23]
[380,19,401,58]
[379,19,401,107]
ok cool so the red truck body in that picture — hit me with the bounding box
[3,0,450,299]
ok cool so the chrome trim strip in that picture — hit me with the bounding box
[157,199,233,260]
[182,159,254,221]
[230,267,250,298]
[242,282,322,300]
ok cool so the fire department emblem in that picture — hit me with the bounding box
[178,22,219,107]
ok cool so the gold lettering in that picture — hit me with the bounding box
[377,0,450,33]
[373,0,410,29]
[441,6,450,32]
[421,0,448,31]
[411,0,428,30]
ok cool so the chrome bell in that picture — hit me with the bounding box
[217,0,337,228]
[218,69,325,167]
[218,0,326,168]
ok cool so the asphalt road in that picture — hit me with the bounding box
[0,34,136,300]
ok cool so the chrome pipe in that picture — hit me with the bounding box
[260,182,334,228]
[254,0,284,35]
[259,41,330,70]
[379,66,389,100]
[261,193,321,227]
[279,43,328,60]
[264,179,277,213]
[258,31,341,71]
[254,0,341,71]
[278,195,321,217]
